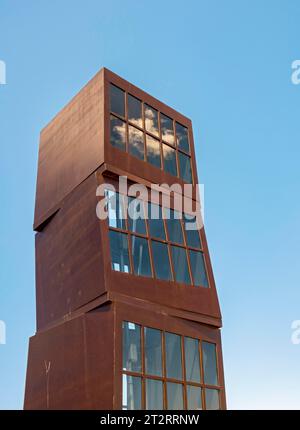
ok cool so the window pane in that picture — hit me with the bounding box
[151,241,172,281]
[122,375,141,410]
[122,321,141,372]
[128,197,146,235]
[109,230,130,273]
[128,94,142,127]
[189,250,209,288]
[105,190,126,230]
[163,144,177,176]
[187,385,202,410]
[144,327,162,376]
[205,389,220,410]
[178,152,192,183]
[146,379,163,410]
[202,342,218,386]
[145,104,159,136]
[176,122,190,153]
[165,332,182,379]
[148,203,166,239]
[183,214,202,248]
[167,383,183,410]
[110,115,126,151]
[161,113,174,145]
[184,337,201,383]
[110,84,125,117]
[146,135,161,168]
[131,236,152,277]
[128,125,144,160]
[165,209,184,244]
[171,246,191,285]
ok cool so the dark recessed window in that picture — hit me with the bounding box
[146,135,161,168]
[202,342,218,386]
[128,197,146,235]
[187,385,202,410]
[185,337,201,383]
[147,203,166,240]
[167,382,184,410]
[171,245,191,285]
[144,104,159,136]
[122,321,141,372]
[161,113,174,145]
[128,125,144,160]
[151,241,172,281]
[165,209,184,244]
[205,389,220,410]
[189,250,209,288]
[165,332,182,380]
[122,375,142,410]
[110,84,125,117]
[110,115,126,151]
[109,230,130,273]
[178,152,192,183]
[146,379,163,410]
[176,122,190,153]
[131,236,152,277]
[105,189,126,230]
[128,94,142,127]
[163,144,177,176]
[183,214,202,249]
[144,327,162,377]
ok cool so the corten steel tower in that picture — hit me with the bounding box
[24,68,226,410]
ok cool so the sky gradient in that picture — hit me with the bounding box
[1,0,300,409]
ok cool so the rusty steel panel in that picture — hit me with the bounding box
[35,173,105,330]
[24,306,114,410]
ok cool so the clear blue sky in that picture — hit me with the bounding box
[1,0,300,409]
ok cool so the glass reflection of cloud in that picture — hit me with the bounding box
[129,126,143,147]
[163,144,175,158]
[145,105,159,136]
[111,117,126,149]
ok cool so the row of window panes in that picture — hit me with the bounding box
[123,375,219,410]
[122,321,220,410]
[109,229,208,286]
[110,115,192,183]
[106,192,209,287]
[106,190,202,248]
[110,84,193,183]
[110,84,190,152]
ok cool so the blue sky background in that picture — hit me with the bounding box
[1,0,300,409]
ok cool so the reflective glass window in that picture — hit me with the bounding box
[128,94,142,127]
[145,104,159,136]
[171,246,191,285]
[110,84,125,117]
[122,321,141,372]
[189,250,209,287]
[110,115,126,151]
[109,230,130,273]
[176,122,190,153]
[128,125,144,160]
[131,236,152,277]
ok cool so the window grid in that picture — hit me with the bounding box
[107,192,209,288]
[122,322,221,410]
[109,84,193,184]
